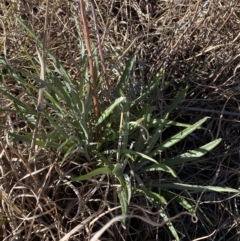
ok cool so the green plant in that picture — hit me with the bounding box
[72,76,237,240]
[0,7,239,241]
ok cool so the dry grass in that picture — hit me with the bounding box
[1,0,240,240]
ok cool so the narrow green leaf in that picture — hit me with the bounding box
[135,107,151,152]
[160,190,195,215]
[153,183,239,193]
[92,152,114,170]
[113,167,130,229]
[96,97,126,126]
[150,119,193,128]
[145,125,162,154]
[158,205,180,241]
[144,163,177,177]
[117,187,127,229]
[17,17,75,91]
[60,144,76,164]
[121,100,130,151]
[9,133,61,149]
[121,149,158,164]
[0,88,34,113]
[124,174,131,204]
[116,55,136,92]
[17,17,39,42]
[145,114,206,157]
[152,117,209,155]
[113,164,128,201]
[71,3,84,50]
[134,174,145,189]
[136,188,167,205]
[163,86,188,119]
[165,138,222,166]
[130,79,159,108]
[34,75,72,108]
[72,167,111,181]
[135,183,179,240]
[134,160,150,173]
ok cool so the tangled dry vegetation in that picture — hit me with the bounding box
[0,0,240,240]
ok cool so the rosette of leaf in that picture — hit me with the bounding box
[1,15,239,241]
[72,56,238,240]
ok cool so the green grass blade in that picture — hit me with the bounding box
[135,107,151,152]
[144,163,177,177]
[145,125,162,154]
[135,184,179,240]
[92,151,115,170]
[17,17,75,90]
[72,167,111,182]
[121,149,158,164]
[160,190,195,215]
[117,187,127,229]
[113,166,131,228]
[158,205,180,241]
[124,174,131,204]
[17,17,39,43]
[130,78,160,108]
[71,3,84,50]
[163,86,188,119]
[153,183,240,193]
[116,55,136,93]
[150,119,194,128]
[121,98,130,152]
[60,144,77,164]
[9,133,61,149]
[164,138,222,166]
[96,97,126,126]
[135,188,167,205]
[151,116,209,155]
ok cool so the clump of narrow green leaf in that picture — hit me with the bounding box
[1,13,239,241]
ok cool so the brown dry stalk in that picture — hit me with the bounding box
[90,0,110,90]
[78,0,100,120]
[28,0,50,163]
[0,188,25,218]
[27,0,51,239]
